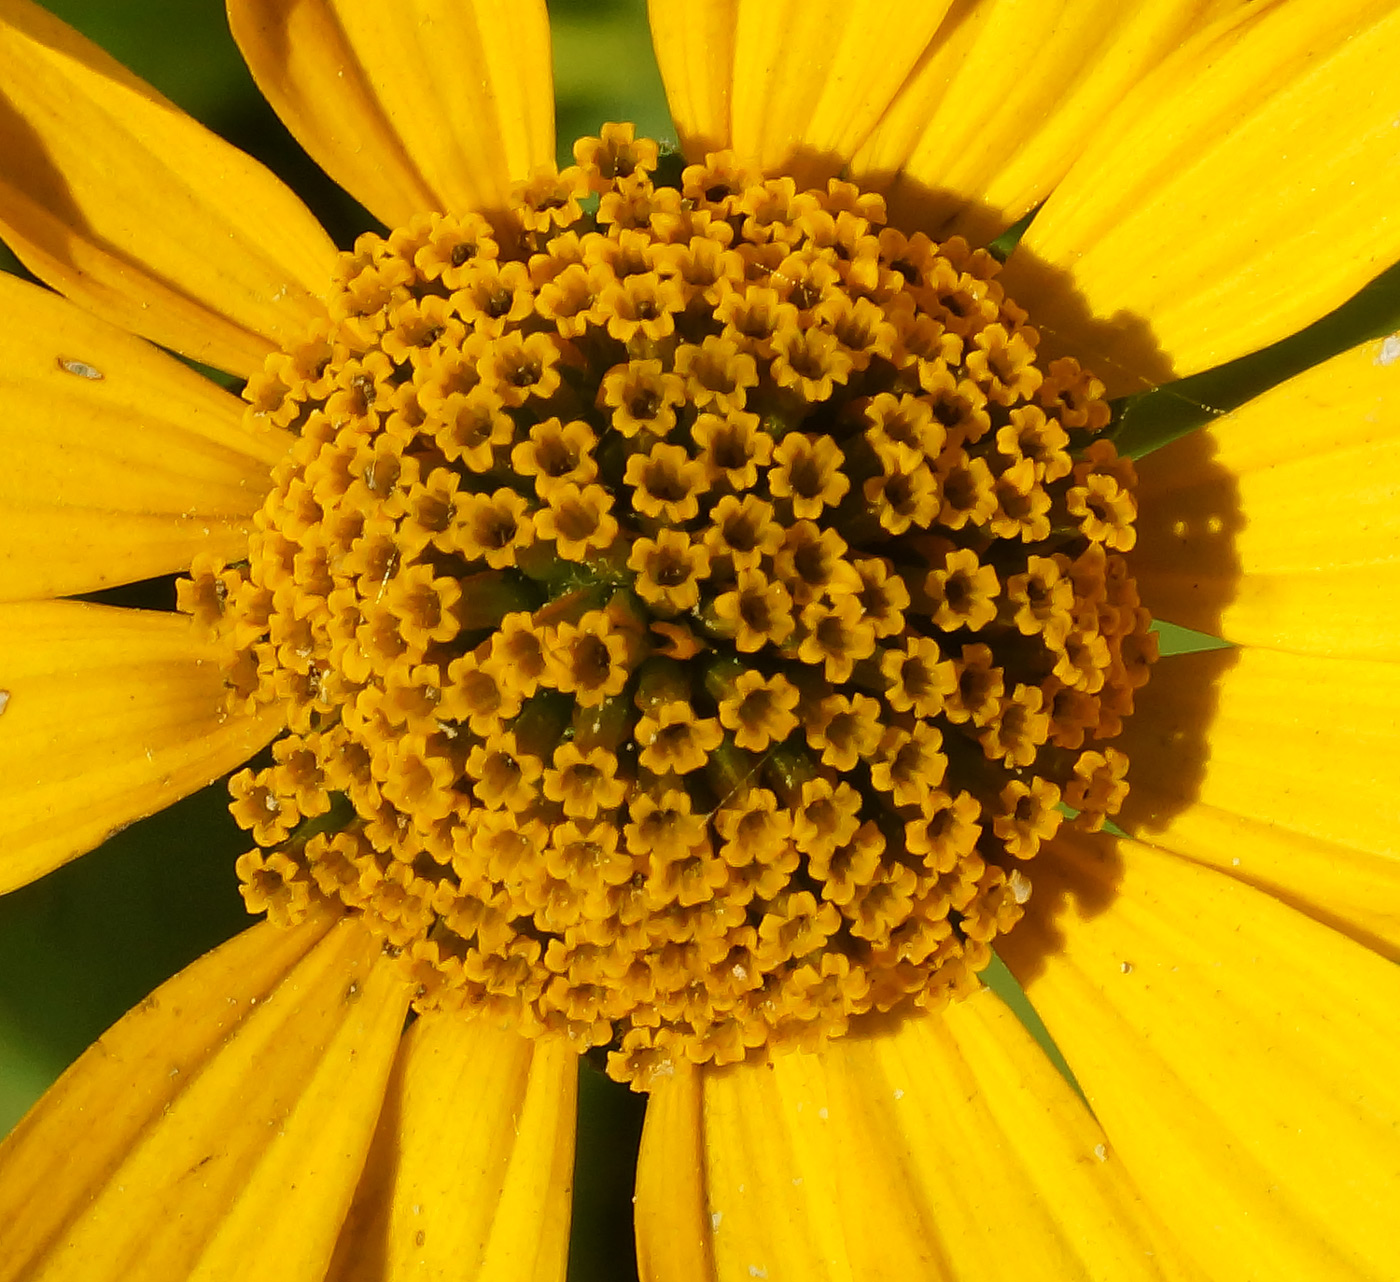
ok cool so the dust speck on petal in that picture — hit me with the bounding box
[1377,334,1400,366]
[58,356,104,379]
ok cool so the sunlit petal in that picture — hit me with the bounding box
[229,0,554,223]
[326,1012,576,1282]
[638,990,1199,1280]
[1117,646,1400,959]
[0,914,410,1282]
[0,602,282,894]
[0,273,284,601]
[851,0,1247,246]
[0,0,337,376]
[1004,0,1400,392]
[1002,833,1400,1282]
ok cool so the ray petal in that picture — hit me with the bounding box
[1132,336,1400,660]
[1116,646,1400,959]
[635,1059,717,1282]
[648,0,954,185]
[1002,0,1400,394]
[849,0,1248,246]
[0,0,336,377]
[325,1012,576,1282]
[728,0,956,186]
[0,602,282,894]
[228,0,554,224]
[0,913,411,1282]
[1000,833,1400,1282]
[637,992,1201,1280]
[646,0,737,161]
[0,273,286,602]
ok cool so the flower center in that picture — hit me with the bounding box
[181,126,1155,1089]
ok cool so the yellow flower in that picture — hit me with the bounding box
[1,1,1398,1280]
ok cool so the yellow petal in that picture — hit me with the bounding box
[1002,0,1400,394]
[1132,336,1400,660]
[230,0,554,224]
[646,0,737,161]
[0,914,335,1282]
[1118,647,1400,960]
[0,913,412,1282]
[649,0,955,185]
[849,0,1246,246]
[1000,833,1400,1282]
[0,0,336,377]
[0,602,282,894]
[326,1013,576,1282]
[0,273,285,602]
[227,0,438,229]
[635,1060,717,1282]
[638,993,1198,1281]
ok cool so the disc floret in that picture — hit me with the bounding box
[182,124,1155,1089]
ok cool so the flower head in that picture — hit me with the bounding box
[1,1,1399,1280]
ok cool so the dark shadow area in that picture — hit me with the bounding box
[569,1063,647,1282]
[995,242,1180,393]
[1113,646,1239,844]
[0,85,84,239]
[75,571,181,613]
[1127,423,1244,642]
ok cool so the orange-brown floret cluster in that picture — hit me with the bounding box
[182,125,1155,1089]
